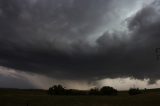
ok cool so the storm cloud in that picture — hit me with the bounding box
[0,0,160,83]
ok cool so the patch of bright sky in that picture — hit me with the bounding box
[88,0,154,46]
[97,77,160,90]
[1,66,160,90]
[0,66,93,90]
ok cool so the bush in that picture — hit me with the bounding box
[48,85,118,96]
[48,87,54,96]
[89,88,99,95]
[100,86,118,96]
[128,88,142,95]
[48,85,65,95]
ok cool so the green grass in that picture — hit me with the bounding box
[0,89,160,106]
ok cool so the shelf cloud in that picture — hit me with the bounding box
[0,0,160,87]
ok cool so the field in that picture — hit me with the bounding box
[0,89,160,106]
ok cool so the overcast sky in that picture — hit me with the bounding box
[0,0,160,90]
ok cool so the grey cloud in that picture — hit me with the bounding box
[0,73,36,89]
[0,0,160,83]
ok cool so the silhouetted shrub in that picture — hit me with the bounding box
[89,88,99,95]
[128,88,142,95]
[48,85,118,96]
[53,85,66,95]
[48,87,54,96]
[48,85,65,95]
[100,86,118,96]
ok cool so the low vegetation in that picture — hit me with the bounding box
[0,87,160,106]
[128,88,143,95]
[48,85,118,96]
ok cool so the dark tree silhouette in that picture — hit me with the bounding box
[100,86,118,96]
[48,87,54,96]
[48,84,118,96]
[89,88,99,95]
[52,85,65,95]
[48,85,65,95]
[128,88,142,95]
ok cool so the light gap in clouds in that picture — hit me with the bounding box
[88,0,154,45]
[0,66,160,90]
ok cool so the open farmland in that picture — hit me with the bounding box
[0,89,160,106]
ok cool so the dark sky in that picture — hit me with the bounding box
[0,0,160,89]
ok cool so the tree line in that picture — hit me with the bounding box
[48,84,148,96]
[48,85,118,96]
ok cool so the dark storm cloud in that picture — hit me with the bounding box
[0,74,35,89]
[96,0,160,83]
[0,0,160,82]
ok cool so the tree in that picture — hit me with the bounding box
[128,88,142,95]
[53,85,66,95]
[89,87,99,95]
[48,87,54,96]
[48,85,66,95]
[48,85,119,96]
[100,86,118,96]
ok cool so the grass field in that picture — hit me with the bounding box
[0,89,160,106]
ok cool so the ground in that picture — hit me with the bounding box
[0,89,160,106]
